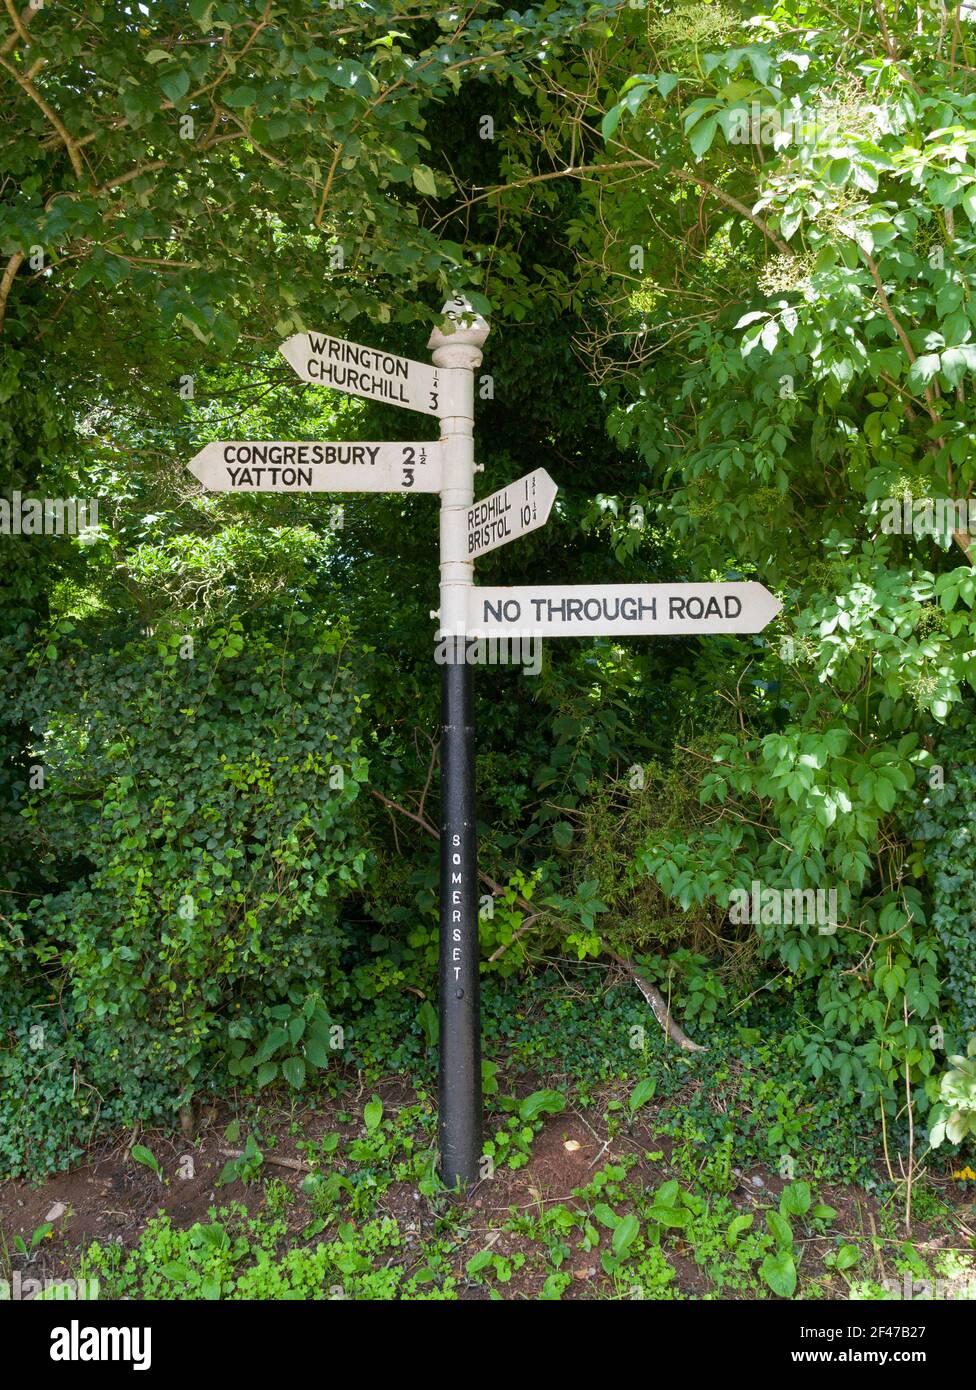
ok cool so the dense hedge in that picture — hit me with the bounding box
[0,612,369,1175]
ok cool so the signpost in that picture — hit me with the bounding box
[464,581,781,638]
[184,297,783,1195]
[425,302,489,1189]
[466,468,557,559]
[279,331,450,415]
[187,440,444,492]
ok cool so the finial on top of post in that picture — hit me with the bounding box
[428,294,490,353]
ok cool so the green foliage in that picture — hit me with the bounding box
[78,1206,458,1301]
[929,1037,976,1149]
[0,611,368,1172]
[628,1077,657,1115]
[916,738,976,1033]
[0,0,600,350]
[491,0,976,1128]
[13,1222,53,1260]
[228,993,339,1091]
[217,1133,264,1188]
[465,1247,526,1287]
[573,1166,841,1299]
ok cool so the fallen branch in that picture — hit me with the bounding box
[624,963,708,1053]
[218,1147,312,1173]
[370,787,707,1053]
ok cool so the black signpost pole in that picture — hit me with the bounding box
[437,651,481,1188]
[429,299,489,1190]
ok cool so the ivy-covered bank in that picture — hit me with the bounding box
[7,969,975,1306]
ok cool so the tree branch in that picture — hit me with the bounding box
[3,0,29,47]
[461,158,791,256]
[0,51,84,179]
[0,248,24,332]
[1,0,37,55]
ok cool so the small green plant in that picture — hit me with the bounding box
[483,1089,565,1170]
[227,991,337,1091]
[217,1132,264,1186]
[538,1271,573,1300]
[76,1206,459,1301]
[757,1182,836,1298]
[13,1223,53,1261]
[639,950,729,1032]
[823,1244,860,1276]
[263,1178,293,1218]
[624,1246,682,1300]
[760,1209,798,1298]
[699,1135,735,1195]
[131,1144,162,1179]
[591,1202,642,1276]
[506,1202,579,1268]
[301,1169,354,1216]
[465,1248,525,1285]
